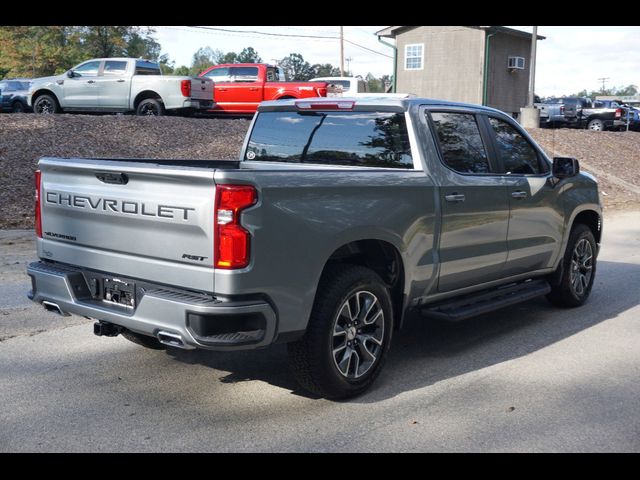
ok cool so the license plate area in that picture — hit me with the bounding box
[103,278,136,308]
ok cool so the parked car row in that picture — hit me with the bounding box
[535,96,639,131]
[1,58,330,116]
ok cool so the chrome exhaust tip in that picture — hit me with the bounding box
[157,331,191,349]
[42,301,70,317]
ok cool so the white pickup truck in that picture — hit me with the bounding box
[28,58,214,116]
[311,76,410,99]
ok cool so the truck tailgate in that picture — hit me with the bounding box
[38,158,216,292]
[190,77,214,101]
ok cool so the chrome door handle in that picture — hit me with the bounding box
[444,193,466,203]
[249,87,259,91]
[116,79,125,83]
[511,191,528,199]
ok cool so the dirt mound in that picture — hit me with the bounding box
[0,114,250,229]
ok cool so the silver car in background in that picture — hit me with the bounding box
[27,58,214,116]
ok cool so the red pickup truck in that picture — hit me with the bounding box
[199,63,329,114]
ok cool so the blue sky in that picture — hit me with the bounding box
[153,26,640,97]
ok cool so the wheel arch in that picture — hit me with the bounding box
[31,89,60,105]
[133,90,164,109]
[317,239,407,330]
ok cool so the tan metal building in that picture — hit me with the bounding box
[376,26,545,117]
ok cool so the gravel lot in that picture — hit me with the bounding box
[1,113,639,229]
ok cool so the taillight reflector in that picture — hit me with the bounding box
[181,79,191,97]
[214,185,257,269]
[615,108,622,119]
[35,170,42,238]
[295,100,355,110]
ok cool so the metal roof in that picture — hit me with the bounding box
[376,26,545,40]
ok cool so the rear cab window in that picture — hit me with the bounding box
[246,110,413,169]
[134,60,161,75]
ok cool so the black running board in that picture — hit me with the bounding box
[421,279,551,322]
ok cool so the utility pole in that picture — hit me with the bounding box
[527,26,538,107]
[597,77,610,93]
[520,26,540,129]
[345,57,352,76]
[340,26,345,77]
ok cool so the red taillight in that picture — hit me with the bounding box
[295,100,355,110]
[214,185,257,269]
[34,170,42,238]
[181,79,191,97]
[560,105,565,115]
[615,108,622,119]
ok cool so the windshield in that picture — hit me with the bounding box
[246,111,413,169]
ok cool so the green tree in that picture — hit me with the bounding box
[79,26,159,59]
[311,63,341,77]
[125,31,161,60]
[279,53,314,81]
[236,47,262,63]
[191,46,219,74]
[158,54,174,75]
[0,26,84,78]
[614,84,638,96]
[0,26,162,79]
[174,65,191,76]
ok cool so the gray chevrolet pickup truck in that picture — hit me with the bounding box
[27,97,602,399]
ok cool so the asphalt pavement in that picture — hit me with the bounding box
[1,211,639,452]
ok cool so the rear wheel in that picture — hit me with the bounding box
[136,98,165,116]
[12,101,25,113]
[547,224,597,307]
[287,264,393,399]
[587,118,604,131]
[121,331,166,350]
[33,94,59,114]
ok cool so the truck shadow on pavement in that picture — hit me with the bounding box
[166,259,639,401]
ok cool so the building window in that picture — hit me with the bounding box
[405,44,423,70]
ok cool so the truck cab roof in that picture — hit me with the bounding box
[257,96,512,117]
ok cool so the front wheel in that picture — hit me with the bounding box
[33,94,59,114]
[136,98,165,116]
[547,224,597,307]
[287,264,393,399]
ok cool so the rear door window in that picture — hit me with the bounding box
[103,61,128,75]
[247,111,413,168]
[430,112,491,174]
[231,66,259,83]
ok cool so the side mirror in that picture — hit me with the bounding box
[66,70,75,78]
[552,157,580,179]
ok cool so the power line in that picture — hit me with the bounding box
[187,25,338,40]
[344,39,392,58]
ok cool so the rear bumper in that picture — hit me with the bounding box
[27,261,277,351]
[183,99,214,110]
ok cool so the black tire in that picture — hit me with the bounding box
[12,101,25,113]
[136,98,165,116]
[547,224,597,308]
[587,118,604,131]
[121,330,166,350]
[33,94,59,114]
[287,264,393,399]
